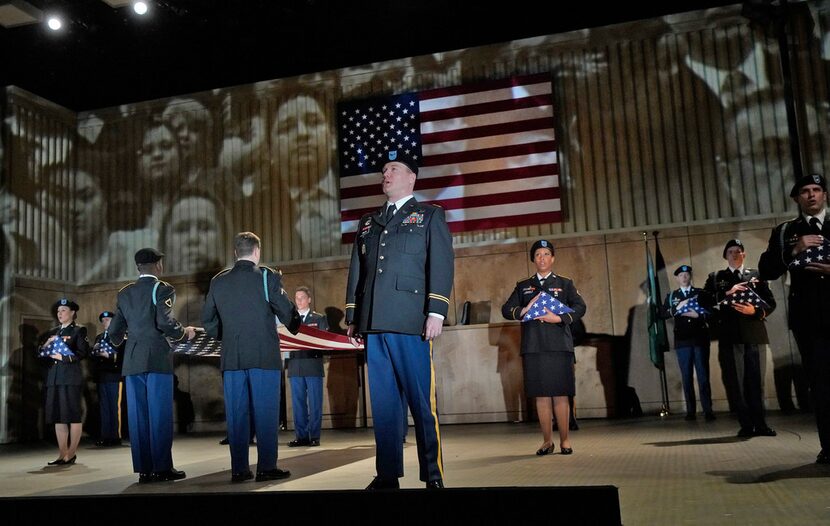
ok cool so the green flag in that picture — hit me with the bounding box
[646,236,669,369]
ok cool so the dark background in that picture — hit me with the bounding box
[1,0,740,110]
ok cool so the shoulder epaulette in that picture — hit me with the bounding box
[260,265,282,276]
[211,267,233,281]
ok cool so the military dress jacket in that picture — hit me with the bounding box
[759,215,830,333]
[202,260,301,372]
[92,332,125,383]
[501,274,587,356]
[38,322,90,386]
[287,311,328,378]
[108,276,187,376]
[346,197,454,336]
[703,268,776,345]
[662,287,712,347]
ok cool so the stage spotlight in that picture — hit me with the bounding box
[46,15,62,30]
[133,1,148,15]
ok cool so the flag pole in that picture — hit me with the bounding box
[644,231,671,418]
[652,231,671,418]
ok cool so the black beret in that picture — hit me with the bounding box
[99,311,114,321]
[135,247,164,265]
[384,150,419,175]
[790,173,827,197]
[52,298,79,315]
[674,265,692,276]
[529,239,555,260]
[722,239,745,259]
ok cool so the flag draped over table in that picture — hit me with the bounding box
[645,235,670,370]
[337,73,561,243]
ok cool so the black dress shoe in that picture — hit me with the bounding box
[754,426,777,437]
[309,439,320,447]
[231,470,254,483]
[704,412,717,422]
[47,458,64,466]
[426,479,444,489]
[366,477,400,490]
[95,440,107,447]
[737,427,754,438]
[288,438,310,447]
[63,455,76,465]
[536,444,554,456]
[569,420,579,431]
[816,450,830,465]
[138,472,154,484]
[219,437,229,445]
[560,447,573,455]
[255,468,291,482]
[154,468,186,482]
[684,413,696,421]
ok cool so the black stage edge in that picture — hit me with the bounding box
[2,486,621,525]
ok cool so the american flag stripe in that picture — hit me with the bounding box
[278,325,363,351]
[337,73,561,243]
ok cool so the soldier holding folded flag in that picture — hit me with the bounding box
[663,265,716,422]
[92,310,125,447]
[705,239,776,438]
[759,173,830,465]
[38,298,90,467]
[502,239,586,457]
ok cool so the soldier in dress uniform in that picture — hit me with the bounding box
[346,150,454,489]
[759,174,830,464]
[108,248,197,483]
[663,265,716,421]
[38,298,90,466]
[287,286,328,448]
[92,310,125,447]
[202,232,301,483]
[704,239,777,438]
[501,240,587,456]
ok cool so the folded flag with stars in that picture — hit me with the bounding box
[789,239,830,270]
[676,296,709,316]
[94,337,117,356]
[718,285,771,310]
[522,291,574,322]
[39,335,75,358]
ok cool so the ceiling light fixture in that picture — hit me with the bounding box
[46,15,62,31]
[133,1,149,15]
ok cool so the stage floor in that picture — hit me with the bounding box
[2,411,829,524]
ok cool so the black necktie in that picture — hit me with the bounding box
[385,204,396,223]
[734,269,741,280]
[810,217,822,234]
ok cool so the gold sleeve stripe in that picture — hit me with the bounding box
[345,303,356,309]
[428,293,450,304]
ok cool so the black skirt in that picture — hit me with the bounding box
[522,352,575,397]
[45,385,83,424]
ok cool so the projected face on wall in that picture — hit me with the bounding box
[161,195,223,273]
[72,169,106,248]
[271,94,330,169]
[139,123,181,184]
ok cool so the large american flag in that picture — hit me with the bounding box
[337,73,561,243]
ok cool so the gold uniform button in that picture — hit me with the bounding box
[379,256,385,260]
[378,269,383,273]
[383,230,388,234]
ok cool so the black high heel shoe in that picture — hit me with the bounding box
[62,455,76,465]
[560,447,573,455]
[536,444,554,456]
[47,458,64,466]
